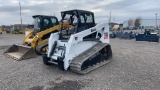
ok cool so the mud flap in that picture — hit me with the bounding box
[4,44,37,61]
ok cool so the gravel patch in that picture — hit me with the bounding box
[0,32,160,90]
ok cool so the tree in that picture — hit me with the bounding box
[134,17,141,27]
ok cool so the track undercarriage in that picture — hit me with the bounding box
[70,43,112,74]
[43,9,112,74]
[43,43,112,74]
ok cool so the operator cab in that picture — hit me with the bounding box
[33,15,59,34]
[60,9,96,40]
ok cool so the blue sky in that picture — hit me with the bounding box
[0,0,160,25]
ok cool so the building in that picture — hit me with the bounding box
[123,21,128,28]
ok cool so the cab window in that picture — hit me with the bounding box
[85,14,93,23]
[80,15,85,23]
[44,19,49,26]
[51,18,57,25]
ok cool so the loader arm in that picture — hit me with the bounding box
[23,21,72,49]
[23,31,35,45]
[31,25,60,49]
[31,22,73,53]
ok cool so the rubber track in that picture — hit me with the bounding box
[70,43,112,74]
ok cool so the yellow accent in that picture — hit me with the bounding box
[19,30,25,34]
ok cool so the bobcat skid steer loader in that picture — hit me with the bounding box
[43,9,112,74]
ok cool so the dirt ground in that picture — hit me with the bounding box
[0,32,160,90]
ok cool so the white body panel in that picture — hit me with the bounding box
[48,23,110,70]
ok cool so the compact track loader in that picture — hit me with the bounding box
[11,26,20,34]
[6,25,25,34]
[43,9,112,74]
[4,15,72,60]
